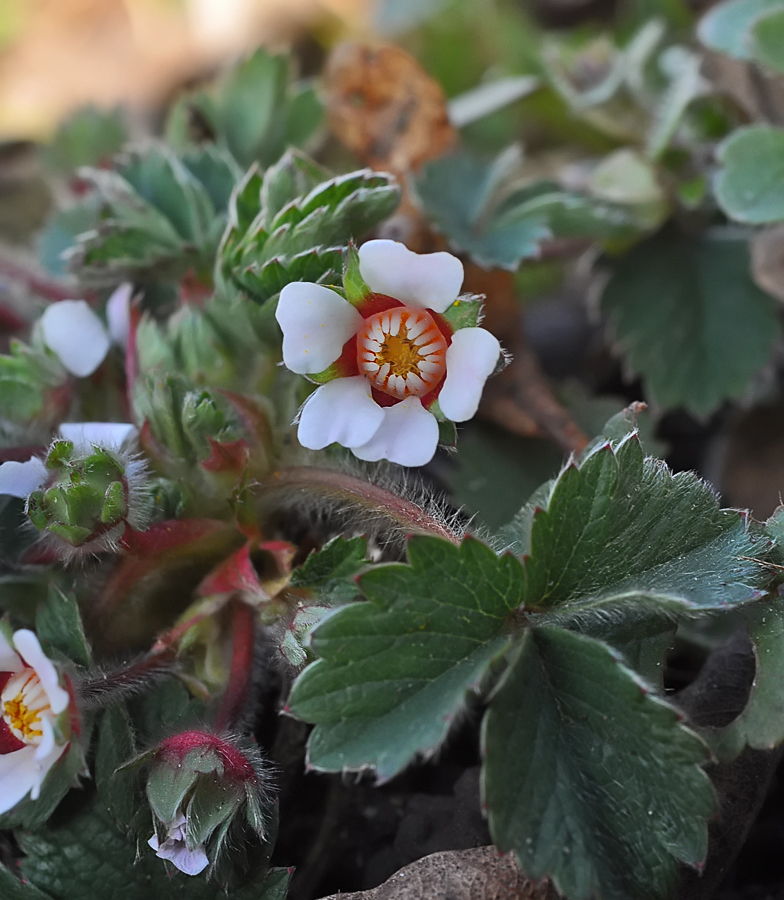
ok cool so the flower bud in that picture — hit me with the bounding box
[25,436,151,554]
[145,731,273,876]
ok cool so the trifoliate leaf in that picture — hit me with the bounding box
[483,626,714,900]
[290,535,368,605]
[287,536,523,780]
[35,585,92,669]
[715,126,784,224]
[601,226,779,415]
[416,147,637,269]
[18,791,286,900]
[415,147,549,269]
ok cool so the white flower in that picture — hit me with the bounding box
[275,240,501,466]
[148,811,209,876]
[105,282,133,349]
[0,629,70,813]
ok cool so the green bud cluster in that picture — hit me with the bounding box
[26,440,147,550]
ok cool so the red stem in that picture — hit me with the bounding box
[216,599,256,732]
[0,257,75,303]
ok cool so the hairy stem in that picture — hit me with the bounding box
[258,466,462,545]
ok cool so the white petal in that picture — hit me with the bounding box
[148,834,161,852]
[41,300,111,377]
[106,283,133,348]
[0,630,23,675]
[438,328,501,422]
[34,715,55,761]
[12,630,70,715]
[0,457,47,498]
[352,398,439,467]
[358,240,463,314]
[298,377,384,450]
[59,422,137,452]
[28,740,66,799]
[276,283,363,375]
[0,746,42,813]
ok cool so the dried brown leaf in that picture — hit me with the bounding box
[317,846,560,900]
[324,42,457,175]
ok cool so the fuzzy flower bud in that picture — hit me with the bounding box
[0,423,151,556]
[145,731,273,876]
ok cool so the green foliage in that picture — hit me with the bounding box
[95,706,139,827]
[697,0,782,58]
[35,585,92,669]
[41,105,127,174]
[167,48,323,169]
[17,792,288,900]
[69,145,238,285]
[483,626,714,900]
[220,159,400,304]
[601,227,779,415]
[749,8,784,72]
[288,536,522,779]
[289,535,368,605]
[715,126,784,224]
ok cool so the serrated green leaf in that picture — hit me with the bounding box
[180,146,241,214]
[697,0,782,58]
[290,535,368,605]
[288,536,523,780]
[260,149,328,229]
[715,126,784,224]
[95,706,138,827]
[601,226,779,415]
[37,201,100,278]
[519,435,772,620]
[483,626,714,900]
[18,791,283,900]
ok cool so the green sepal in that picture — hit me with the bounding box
[46,441,74,470]
[35,584,92,669]
[101,481,127,523]
[440,294,484,332]
[343,243,372,307]
[146,756,200,825]
[185,776,243,850]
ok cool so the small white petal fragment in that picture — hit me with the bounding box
[59,422,138,452]
[12,630,70,715]
[358,240,464,314]
[438,327,501,422]
[0,457,47,498]
[298,377,384,450]
[40,300,111,377]
[106,282,133,348]
[352,398,439,467]
[276,283,364,375]
[149,813,209,876]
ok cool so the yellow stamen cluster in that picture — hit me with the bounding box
[2,671,48,744]
[357,308,447,399]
